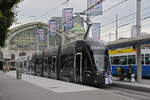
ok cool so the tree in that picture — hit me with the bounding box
[0,0,22,47]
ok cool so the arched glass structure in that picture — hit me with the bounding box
[8,22,62,50]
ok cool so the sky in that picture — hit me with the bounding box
[11,0,150,42]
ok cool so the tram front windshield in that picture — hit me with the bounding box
[91,46,105,72]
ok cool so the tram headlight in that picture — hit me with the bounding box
[108,71,112,75]
[96,72,100,76]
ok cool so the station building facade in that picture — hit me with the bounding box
[3,22,62,62]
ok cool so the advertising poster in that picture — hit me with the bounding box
[38,29,45,41]
[63,8,73,31]
[92,23,101,41]
[48,20,57,36]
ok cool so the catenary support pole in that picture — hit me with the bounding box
[109,33,111,42]
[47,32,49,49]
[116,14,118,40]
[136,0,142,82]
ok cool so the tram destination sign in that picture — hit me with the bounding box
[90,46,105,50]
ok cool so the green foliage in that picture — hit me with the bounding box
[0,0,22,47]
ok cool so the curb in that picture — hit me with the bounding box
[112,81,150,93]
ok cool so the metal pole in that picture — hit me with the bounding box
[109,33,111,42]
[47,32,49,49]
[86,13,90,39]
[41,49,44,77]
[87,0,90,39]
[116,14,118,40]
[36,27,40,52]
[136,0,142,82]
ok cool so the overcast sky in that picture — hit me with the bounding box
[12,0,150,41]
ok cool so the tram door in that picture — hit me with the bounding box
[51,56,56,78]
[74,53,82,83]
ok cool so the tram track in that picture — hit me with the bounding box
[105,87,150,100]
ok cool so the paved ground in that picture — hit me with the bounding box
[0,72,56,100]
[0,71,132,100]
[112,77,150,93]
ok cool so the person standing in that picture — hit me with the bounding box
[3,63,6,73]
[127,64,134,82]
[118,66,125,80]
[6,64,10,72]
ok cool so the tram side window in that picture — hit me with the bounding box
[105,56,110,71]
[120,56,127,65]
[61,56,73,77]
[128,55,136,65]
[45,59,48,64]
[145,54,150,64]
[84,56,92,70]
[52,57,56,64]
[48,58,52,65]
[52,57,56,70]
[111,56,119,65]
[110,57,113,64]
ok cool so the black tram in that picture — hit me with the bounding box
[31,40,111,87]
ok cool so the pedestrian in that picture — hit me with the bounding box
[127,64,134,82]
[3,64,6,73]
[118,66,125,80]
[6,64,10,72]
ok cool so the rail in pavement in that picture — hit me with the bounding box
[112,77,150,93]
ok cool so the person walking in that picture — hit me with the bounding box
[127,64,134,82]
[3,64,6,73]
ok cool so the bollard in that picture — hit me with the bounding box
[16,69,22,79]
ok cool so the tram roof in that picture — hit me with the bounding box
[63,40,106,47]
[46,47,59,57]
[107,34,150,49]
